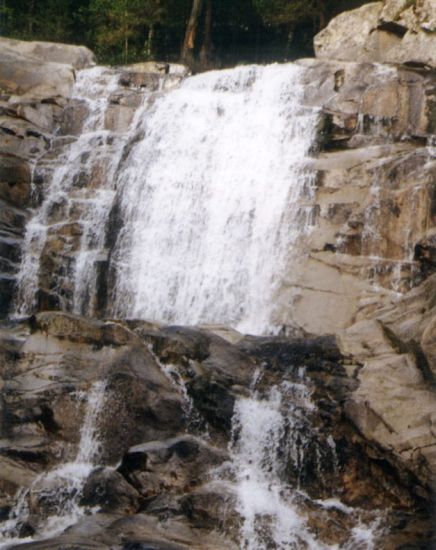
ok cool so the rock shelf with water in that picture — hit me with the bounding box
[0,312,433,548]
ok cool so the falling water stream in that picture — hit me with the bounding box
[110,63,319,334]
[224,375,381,550]
[0,381,107,549]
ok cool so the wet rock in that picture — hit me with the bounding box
[81,468,141,513]
[143,326,211,364]
[118,436,227,501]
[59,99,90,136]
[141,326,255,434]
[179,485,238,533]
[121,62,190,77]
[0,312,187,466]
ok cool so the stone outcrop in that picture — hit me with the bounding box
[0,38,95,71]
[0,38,186,318]
[314,0,436,68]
[271,56,436,336]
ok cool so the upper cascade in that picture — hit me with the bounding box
[11,61,320,335]
[109,63,320,334]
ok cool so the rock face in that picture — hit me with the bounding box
[0,38,185,318]
[0,38,95,318]
[273,57,436,335]
[314,0,436,68]
[0,38,96,70]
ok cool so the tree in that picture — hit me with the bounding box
[180,0,204,65]
[90,0,165,63]
[252,0,336,56]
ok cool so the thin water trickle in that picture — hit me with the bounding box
[0,381,107,549]
[14,67,141,317]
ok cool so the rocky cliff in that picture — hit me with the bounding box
[0,0,435,548]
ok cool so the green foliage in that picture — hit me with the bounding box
[253,0,331,28]
[0,0,373,67]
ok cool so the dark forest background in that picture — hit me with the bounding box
[0,0,369,69]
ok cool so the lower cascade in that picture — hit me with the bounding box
[0,321,397,549]
[223,374,381,550]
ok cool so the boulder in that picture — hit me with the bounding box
[140,325,255,434]
[338,276,436,487]
[81,468,141,513]
[118,436,227,501]
[0,46,75,99]
[0,312,187,466]
[0,37,95,70]
[314,0,436,68]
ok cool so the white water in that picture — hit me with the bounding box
[14,67,134,316]
[226,377,380,549]
[0,381,107,548]
[229,383,320,549]
[110,63,319,334]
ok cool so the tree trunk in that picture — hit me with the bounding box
[199,0,213,69]
[285,27,294,57]
[181,0,204,65]
[28,0,36,35]
[146,24,155,59]
[124,11,129,64]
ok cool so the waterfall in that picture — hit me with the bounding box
[110,63,319,334]
[0,381,107,548]
[229,383,320,549]
[13,63,318,333]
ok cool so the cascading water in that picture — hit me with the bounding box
[221,373,382,550]
[229,382,321,549]
[14,66,140,317]
[14,62,318,334]
[109,63,319,334]
[0,381,107,548]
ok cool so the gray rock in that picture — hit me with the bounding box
[314,0,436,68]
[0,37,95,70]
[0,46,75,98]
[81,468,141,513]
